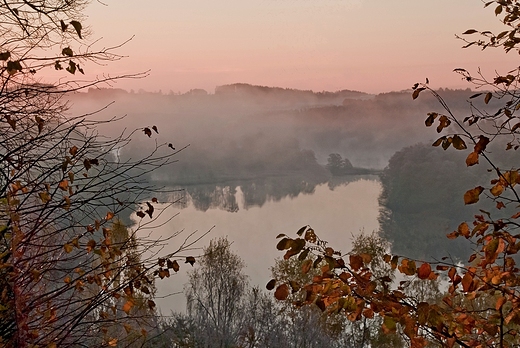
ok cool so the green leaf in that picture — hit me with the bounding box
[462,29,478,34]
[60,20,68,32]
[296,226,307,236]
[70,21,82,39]
[383,316,397,333]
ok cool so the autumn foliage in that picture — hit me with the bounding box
[0,1,200,347]
[269,1,520,347]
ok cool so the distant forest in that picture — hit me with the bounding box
[69,84,492,259]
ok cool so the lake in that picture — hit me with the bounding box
[140,176,381,314]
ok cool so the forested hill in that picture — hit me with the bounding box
[69,85,481,176]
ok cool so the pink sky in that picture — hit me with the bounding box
[80,0,518,94]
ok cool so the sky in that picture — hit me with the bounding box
[82,0,519,94]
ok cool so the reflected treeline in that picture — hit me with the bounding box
[379,142,518,262]
[162,173,378,212]
[327,174,380,190]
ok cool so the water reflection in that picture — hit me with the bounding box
[147,177,381,314]
[165,174,379,212]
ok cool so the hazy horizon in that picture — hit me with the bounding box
[49,0,517,95]
[75,81,475,95]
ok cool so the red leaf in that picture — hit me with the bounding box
[349,255,364,271]
[274,284,290,300]
[417,263,432,280]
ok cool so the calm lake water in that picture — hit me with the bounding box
[139,176,381,314]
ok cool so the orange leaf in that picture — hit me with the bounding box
[69,145,78,156]
[122,300,134,314]
[58,180,68,191]
[490,183,505,196]
[464,186,484,205]
[466,151,479,166]
[64,243,74,253]
[474,135,490,154]
[461,272,473,292]
[496,296,507,311]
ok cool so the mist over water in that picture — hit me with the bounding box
[66,84,481,312]
[142,178,381,314]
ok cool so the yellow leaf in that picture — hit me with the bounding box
[39,191,51,203]
[107,338,118,347]
[458,222,470,238]
[64,243,73,253]
[490,183,504,196]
